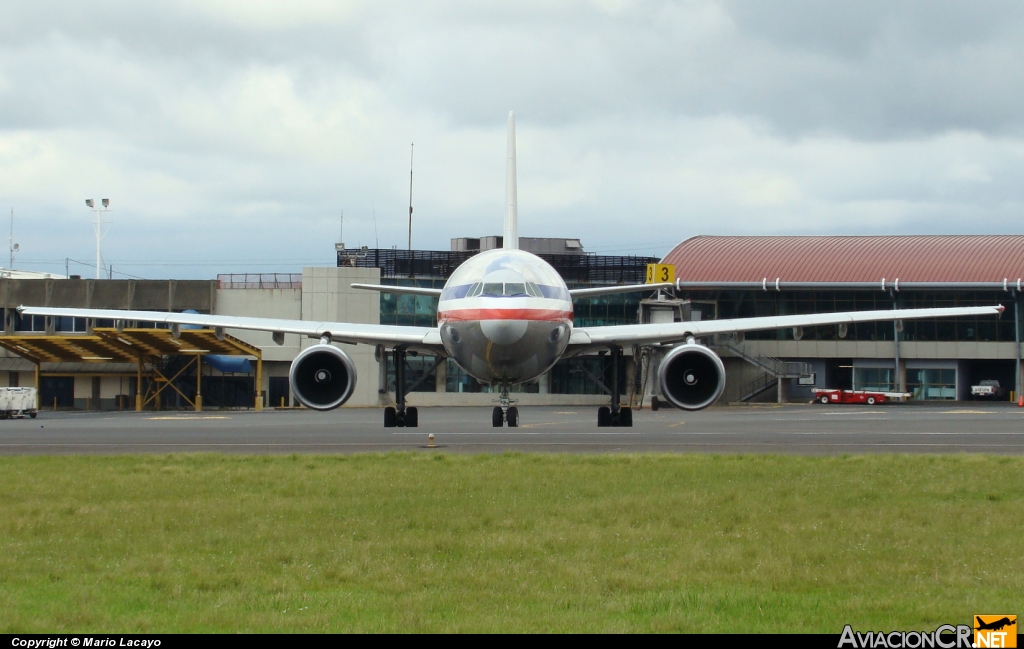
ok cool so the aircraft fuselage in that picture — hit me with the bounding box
[437,248,573,384]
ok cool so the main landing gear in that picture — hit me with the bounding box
[383,346,418,428]
[597,345,632,427]
[492,381,519,427]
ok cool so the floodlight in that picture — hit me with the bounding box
[85,199,94,208]
[13,244,19,252]
[102,199,109,208]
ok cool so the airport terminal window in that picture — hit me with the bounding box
[853,368,894,392]
[384,355,438,393]
[571,291,640,328]
[14,314,44,331]
[379,279,442,327]
[549,355,627,395]
[443,360,539,393]
[13,315,88,332]
[695,289,1017,343]
[446,359,484,393]
[57,317,88,332]
[907,368,956,400]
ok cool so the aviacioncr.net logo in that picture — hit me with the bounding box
[839,624,973,648]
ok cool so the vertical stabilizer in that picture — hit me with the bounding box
[503,111,518,249]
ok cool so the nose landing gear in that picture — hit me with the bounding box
[491,381,519,427]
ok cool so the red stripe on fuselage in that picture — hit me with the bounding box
[438,308,573,324]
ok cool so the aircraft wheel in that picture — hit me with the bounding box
[866,397,876,405]
[384,407,397,428]
[406,406,418,428]
[492,406,504,428]
[651,397,660,411]
[29,412,37,419]
[819,396,830,404]
[619,407,632,427]
[507,406,519,428]
[597,406,611,427]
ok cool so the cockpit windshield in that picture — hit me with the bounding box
[478,282,530,297]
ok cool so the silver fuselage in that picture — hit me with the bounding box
[437,249,573,384]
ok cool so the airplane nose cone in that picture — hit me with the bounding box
[480,319,528,345]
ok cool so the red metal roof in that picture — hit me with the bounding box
[661,236,1024,283]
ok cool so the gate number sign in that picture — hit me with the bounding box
[646,263,675,284]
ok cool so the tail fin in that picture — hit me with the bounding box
[503,111,518,249]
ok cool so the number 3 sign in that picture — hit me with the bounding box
[646,263,675,284]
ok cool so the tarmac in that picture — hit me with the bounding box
[0,402,1022,455]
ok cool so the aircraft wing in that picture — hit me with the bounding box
[350,283,443,297]
[568,305,1005,347]
[568,283,673,298]
[16,306,442,348]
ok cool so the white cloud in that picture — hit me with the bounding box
[0,1,1022,277]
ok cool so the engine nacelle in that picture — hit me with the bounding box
[658,343,726,411]
[289,344,357,411]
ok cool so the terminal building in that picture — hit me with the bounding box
[0,237,656,410]
[0,234,1020,410]
[667,235,1024,403]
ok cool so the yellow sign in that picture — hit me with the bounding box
[974,615,1017,648]
[646,263,675,285]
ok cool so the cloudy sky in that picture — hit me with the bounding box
[1,0,1023,279]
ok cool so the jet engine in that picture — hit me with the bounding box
[289,344,357,411]
[658,343,726,411]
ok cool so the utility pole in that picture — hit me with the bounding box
[408,143,414,251]
[85,198,111,279]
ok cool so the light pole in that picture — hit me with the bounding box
[8,208,19,271]
[85,198,111,279]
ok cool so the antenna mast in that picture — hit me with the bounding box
[408,143,414,251]
[372,200,379,249]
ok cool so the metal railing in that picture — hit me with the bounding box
[217,273,302,289]
[713,334,812,378]
[739,372,778,402]
[345,248,657,283]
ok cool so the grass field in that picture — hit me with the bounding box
[0,453,1021,632]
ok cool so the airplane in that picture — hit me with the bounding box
[18,113,1005,428]
[975,617,1015,632]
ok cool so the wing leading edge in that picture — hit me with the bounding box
[569,305,1005,347]
[16,306,441,348]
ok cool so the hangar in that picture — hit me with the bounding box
[665,235,1024,402]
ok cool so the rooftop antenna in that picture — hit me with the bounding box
[85,198,112,279]
[334,210,345,254]
[408,143,414,251]
[372,200,379,249]
[8,208,19,270]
